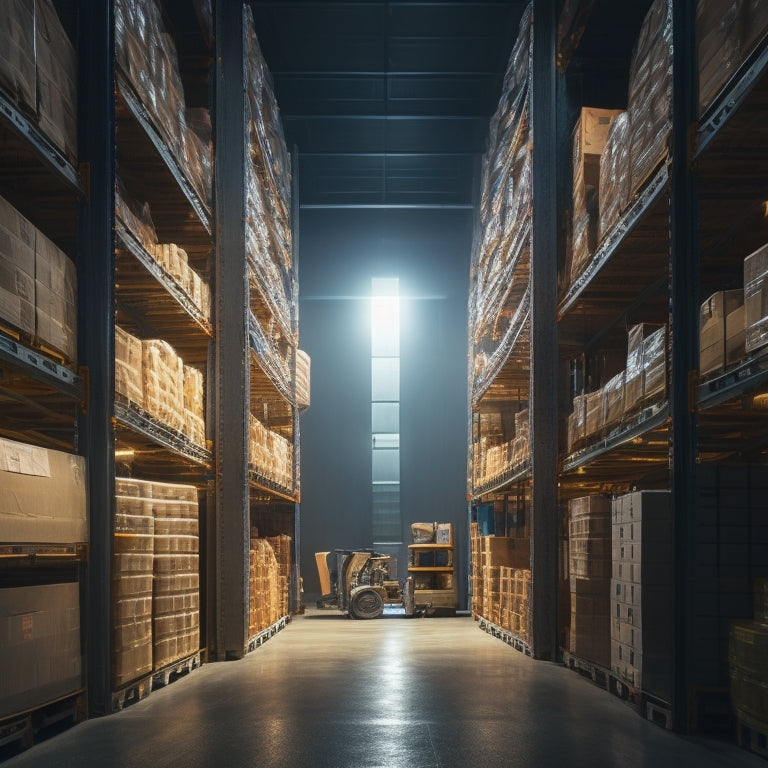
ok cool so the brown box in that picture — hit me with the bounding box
[726,303,746,367]
[0,0,36,112]
[480,536,529,569]
[744,243,768,354]
[0,582,82,718]
[0,437,87,543]
[700,290,743,377]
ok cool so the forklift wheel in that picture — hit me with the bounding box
[349,589,384,619]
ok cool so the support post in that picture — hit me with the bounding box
[530,0,559,660]
[214,4,250,659]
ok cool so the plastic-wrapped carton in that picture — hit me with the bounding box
[744,243,768,353]
[115,325,144,406]
[599,112,630,240]
[700,290,744,377]
[0,0,36,112]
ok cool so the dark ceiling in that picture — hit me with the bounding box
[249,1,526,209]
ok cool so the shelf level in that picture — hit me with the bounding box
[473,459,531,500]
[408,566,454,573]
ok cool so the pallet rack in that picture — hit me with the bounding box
[469,0,768,737]
[0,0,303,742]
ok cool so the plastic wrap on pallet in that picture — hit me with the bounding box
[598,112,630,241]
[184,108,213,204]
[113,489,154,687]
[697,0,743,114]
[601,370,626,431]
[151,482,200,671]
[642,326,667,405]
[249,413,293,489]
[36,0,77,161]
[627,0,672,198]
[115,181,158,250]
[700,290,744,378]
[567,393,587,453]
[0,0,35,112]
[142,338,186,433]
[35,226,77,365]
[469,3,532,370]
[625,325,645,415]
[115,325,144,407]
[115,0,211,202]
[744,243,768,353]
[585,388,603,438]
[0,194,36,337]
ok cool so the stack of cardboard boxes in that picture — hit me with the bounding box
[248,414,294,490]
[248,535,292,636]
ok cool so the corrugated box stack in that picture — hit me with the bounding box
[611,491,672,700]
[0,194,77,366]
[249,414,293,489]
[153,243,211,319]
[0,437,86,717]
[113,478,154,688]
[151,481,200,671]
[476,531,530,636]
[248,536,291,636]
[568,496,611,667]
[0,583,82,720]
[569,107,623,282]
[499,566,531,643]
[470,522,484,616]
[744,243,768,357]
[474,408,530,488]
[115,0,212,202]
[0,0,77,161]
[627,0,672,198]
[0,436,87,544]
[567,324,666,453]
[729,579,768,735]
[697,0,768,115]
[36,0,77,161]
[114,326,207,447]
[700,290,745,379]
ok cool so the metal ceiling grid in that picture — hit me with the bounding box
[249,1,526,208]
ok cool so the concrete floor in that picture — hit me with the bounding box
[4,611,766,768]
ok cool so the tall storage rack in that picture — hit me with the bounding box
[0,0,88,741]
[0,0,303,739]
[469,0,768,738]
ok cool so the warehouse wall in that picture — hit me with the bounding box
[298,208,472,601]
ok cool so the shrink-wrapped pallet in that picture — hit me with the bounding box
[744,244,768,354]
[151,481,199,670]
[35,227,77,364]
[115,182,158,250]
[296,349,311,410]
[36,0,77,161]
[569,108,623,282]
[0,194,35,336]
[697,0,743,113]
[598,112,630,240]
[567,393,587,453]
[700,290,744,378]
[0,0,35,112]
[585,388,603,439]
[642,326,667,405]
[627,0,672,198]
[601,370,625,431]
[142,339,185,433]
[115,325,143,406]
[113,479,154,687]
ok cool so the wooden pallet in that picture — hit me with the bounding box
[152,652,202,688]
[0,689,86,759]
[737,714,768,759]
[112,675,153,712]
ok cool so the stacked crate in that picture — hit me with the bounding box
[477,534,529,629]
[115,0,211,202]
[0,0,77,161]
[248,538,281,635]
[699,290,745,379]
[113,478,154,687]
[151,482,200,670]
[267,534,292,619]
[152,243,211,319]
[697,0,768,115]
[569,107,623,282]
[568,496,611,667]
[0,194,77,366]
[114,326,206,447]
[611,490,673,700]
[499,567,532,643]
[249,414,293,489]
[470,523,483,616]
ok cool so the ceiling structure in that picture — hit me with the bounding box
[249,1,527,209]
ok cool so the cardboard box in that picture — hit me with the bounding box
[700,290,743,377]
[0,582,82,718]
[726,303,746,367]
[0,0,36,112]
[744,243,768,353]
[0,437,87,543]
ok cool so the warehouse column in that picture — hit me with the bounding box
[214,4,250,659]
[670,0,699,733]
[530,0,559,660]
[78,0,116,715]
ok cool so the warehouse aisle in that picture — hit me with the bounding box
[4,612,764,768]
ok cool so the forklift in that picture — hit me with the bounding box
[314,549,430,619]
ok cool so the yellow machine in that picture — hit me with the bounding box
[315,549,423,618]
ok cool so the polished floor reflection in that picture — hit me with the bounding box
[4,611,765,768]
